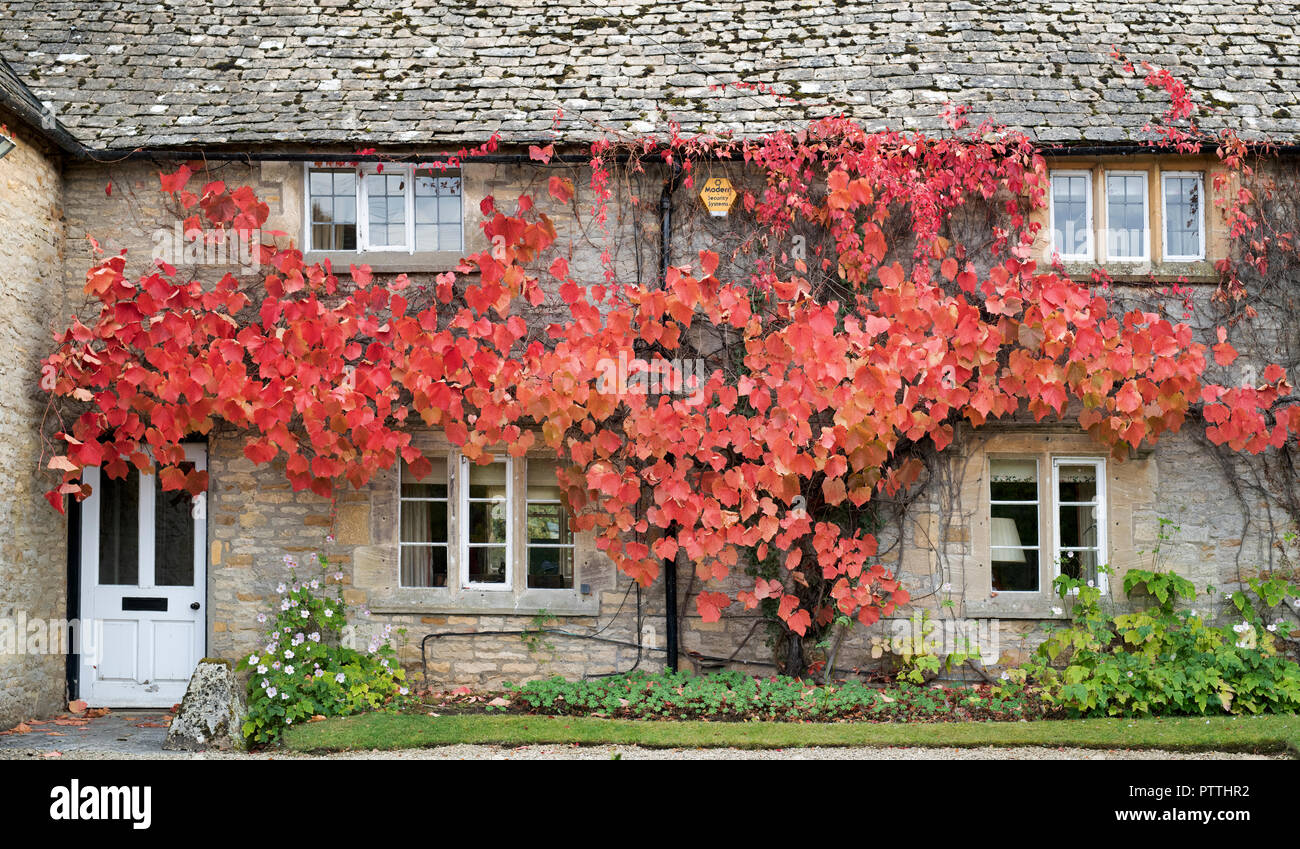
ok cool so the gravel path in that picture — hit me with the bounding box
[0,743,1280,760]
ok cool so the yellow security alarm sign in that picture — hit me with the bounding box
[699,176,736,217]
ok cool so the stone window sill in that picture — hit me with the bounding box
[303,250,465,275]
[368,587,600,618]
[1061,260,1217,284]
[963,597,1076,620]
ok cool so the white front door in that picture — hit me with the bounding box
[78,444,207,708]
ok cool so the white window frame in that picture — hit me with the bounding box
[397,458,450,589]
[1051,457,1109,595]
[358,166,413,252]
[1160,171,1206,262]
[459,455,513,591]
[303,163,464,254]
[524,458,576,591]
[1102,170,1150,263]
[988,457,1042,595]
[1047,170,1094,262]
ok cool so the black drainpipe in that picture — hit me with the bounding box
[658,162,681,672]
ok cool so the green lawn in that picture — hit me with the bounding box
[282,712,1300,755]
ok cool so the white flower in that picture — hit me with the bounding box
[285,665,295,675]
[310,580,319,590]
[257,665,267,674]
[280,599,290,611]
[248,654,259,665]
[1267,623,1278,633]
[941,582,952,592]
[1126,671,1133,678]
[1000,671,1010,681]
[300,609,309,618]
[1051,607,1063,616]
[309,632,320,643]
[256,613,267,624]
[335,672,346,684]
[324,608,334,618]
[266,686,277,698]
[260,679,268,689]
[281,692,289,700]
[1087,580,1095,588]
[284,649,295,659]
[276,583,287,594]
[399,687,409,696]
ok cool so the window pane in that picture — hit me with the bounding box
[98,469,140,586]
[1058,464,1097,502]
[991,503,1038,548]
[401,545,447,588]
[528,547,573,589]
[402,500,449,544]
[992,546,1039,592]
[468,546,507,584]
[469,502,508,543]
[413,170,462,251]
[1059,548,1099,583]
[468,460,508,498]
[1106,174,1146,258]
[401,457,448,549]
[1164,176,1201,257]
[309,170,332,196]
[308,169,358,250]
[1051,174,1089,256]
[1059,504,1099,549]
[401,457,448,499]
[366,172,406,246]
[990,458,1037,502]
[335,195,356,224]
[527,502,567,544]
[155,463,195,587]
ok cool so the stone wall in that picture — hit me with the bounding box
[0,112,69,729]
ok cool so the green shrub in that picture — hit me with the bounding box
[997,566,1300,717]
[237,554,411,744]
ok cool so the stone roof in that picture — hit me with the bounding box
[2,0,1299,150]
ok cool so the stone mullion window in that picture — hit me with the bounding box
[304,164,462,254]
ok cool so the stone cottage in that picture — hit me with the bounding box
[2,1,1299,727]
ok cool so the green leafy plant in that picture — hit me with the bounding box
[501,670,1043,722]
[1000,535,1300,717]
[520,609,558,655]
[237,554,412,744]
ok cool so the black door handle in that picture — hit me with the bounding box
[190,602,201,610]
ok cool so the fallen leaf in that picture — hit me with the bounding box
[68,699,88,714]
